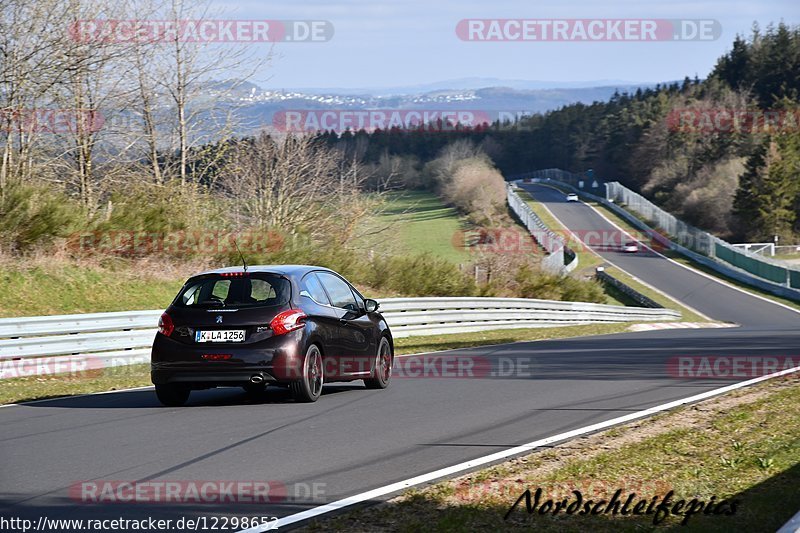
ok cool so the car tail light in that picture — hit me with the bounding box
[270,309,307,336]
[158,312,174,336]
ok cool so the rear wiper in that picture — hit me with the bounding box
[193,300,225,307]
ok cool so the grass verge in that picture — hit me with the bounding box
[304,375,800,532]
[0,323,631,405]
[602,266,708,322]
[392,323,630,355]
[0,365,153,406]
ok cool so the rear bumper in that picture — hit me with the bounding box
[150,329,305,386]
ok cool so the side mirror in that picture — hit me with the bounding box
[364,299,379,313]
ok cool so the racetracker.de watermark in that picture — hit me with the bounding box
[666,108,800,134]
[668,355,800,378]
[273,109,495,133]
[451,227,669,254]
[0,108,104,134]
[0,354,148,380]
[70,19,334,43]
[456,19,721,41]
[273,354,538,380]
[67,230,285,256]
[70,480,326,504]
[451,227,540,255]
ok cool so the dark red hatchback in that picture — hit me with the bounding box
[151,265,394,405]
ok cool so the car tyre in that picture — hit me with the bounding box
[155,384,190,406]
[364,337,392,390]
[290,344,323,402]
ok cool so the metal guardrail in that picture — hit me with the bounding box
[518,175,800,302]
[0,298,679,378]
[380,297,677,336]
[507,184,577,274]
[594,268,663,308]
[0,309,163,338]
[605,181,800,292]
[509,168,605,193]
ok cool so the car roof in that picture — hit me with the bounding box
[191,265,334,278]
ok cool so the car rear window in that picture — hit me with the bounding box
[176,274,290,308]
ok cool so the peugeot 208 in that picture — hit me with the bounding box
[151,265,393,406]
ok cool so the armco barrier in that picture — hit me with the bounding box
[507,183,577,274]
[0,298,679,378]
[509,168,605,193]
[605,180,800,290]
[594,268,663,309]
[524,175,800,302]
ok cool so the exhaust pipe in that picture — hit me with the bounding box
[250,374,265,385]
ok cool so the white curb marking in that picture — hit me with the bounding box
[238,364,800,532]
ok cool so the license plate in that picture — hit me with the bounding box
[195,330,245,343]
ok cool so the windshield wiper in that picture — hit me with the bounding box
[192,300,225,308]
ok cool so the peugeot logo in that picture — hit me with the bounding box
[216,315,223,324]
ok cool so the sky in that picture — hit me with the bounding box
[210,0,798,90]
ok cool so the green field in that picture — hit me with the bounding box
[360,190,470,264]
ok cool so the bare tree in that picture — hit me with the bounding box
[49,0,140,212]
[222,133,381,244]
[147,0,270,186]
[223,134,335,229]
[0,0,85,192]
[422,138,486,191]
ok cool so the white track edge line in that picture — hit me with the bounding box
[238,364,800,532]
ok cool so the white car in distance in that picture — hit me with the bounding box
[621,240,639,253]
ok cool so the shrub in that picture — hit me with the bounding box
[513,265,606,303]
[369,253,477,296]
[96,181,223,234]
[441,158,506,225]
[0,182,82,253]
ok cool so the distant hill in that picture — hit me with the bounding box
[203,79,664,134]
[281,77,656,95]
